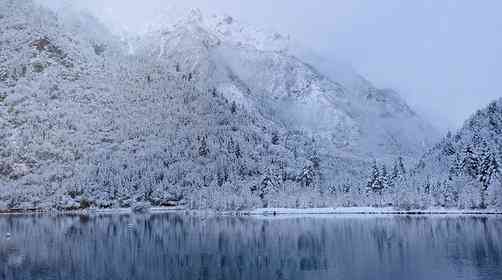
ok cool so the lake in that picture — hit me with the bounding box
[1,213,502,280]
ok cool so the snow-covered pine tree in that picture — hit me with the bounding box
[398,156,406,175]
[381,165,391,193]
[442,179,458,208]
[391,156,406,189]
[478,143,499,208]
[449,153,462,179]
[366,161,378,194]
[366,160,384,197]
[198,135,209,157]
[392,161,400,181]
[298,164,316,188]
[423,176,431,195]
[461,144,479,178]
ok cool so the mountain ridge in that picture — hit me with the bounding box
[0,1,455,211]
[139,10,438,158]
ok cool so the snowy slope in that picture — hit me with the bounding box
[0,2,445,211]
[0,1,323,210]
[0,0,130,207]
[140,10,438,159]
[401,99,502,209]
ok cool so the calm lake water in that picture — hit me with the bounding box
[1,213,502,280]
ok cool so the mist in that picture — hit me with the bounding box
[40,0,502,131]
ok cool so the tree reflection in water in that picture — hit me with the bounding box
[1,214,502,280]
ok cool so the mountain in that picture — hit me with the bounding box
[402,99,502,209]
[139,10,438,159]
[0,0,127,208]
[0,1,439,211]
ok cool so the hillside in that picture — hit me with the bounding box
[358,98,502,210]
[407,99,502,209]
[0,1,442,211]
[138,10,438,158]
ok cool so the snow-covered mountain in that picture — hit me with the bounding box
[402,99,502,209]
[0,1,441,211]
[139,9,438,158]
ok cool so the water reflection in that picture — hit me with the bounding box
[1,214,502,280]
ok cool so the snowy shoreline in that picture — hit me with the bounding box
[1,207,501,216]
[244,207,502,216]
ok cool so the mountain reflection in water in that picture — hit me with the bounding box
[1,214,502,280]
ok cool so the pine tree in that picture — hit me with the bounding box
[198,136,209,157]
[392,161,400,181]
[451,153,462,178]
[381,165,390,193]
[271,132,280,145]
[424,176,431,195]
[230,101,237,114]
[366,161,383,195]
[210,87,217,97]
[487,101,502,134]
[442,180,458,207]
[366,161,377,193]
[398,156,406,175]
[298,165,316,188]
[461,145,479,178]
[478,147,499,208]
[391,156,406,187]
[234,143,241,158]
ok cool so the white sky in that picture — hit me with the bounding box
[41,0,502,131]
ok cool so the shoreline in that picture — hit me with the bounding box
[244,207,502,216]
[1,207,502,216]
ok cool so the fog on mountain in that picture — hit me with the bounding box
[0,0,501,211]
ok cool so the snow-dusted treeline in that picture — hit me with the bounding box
[0,1,499,211]
[0,0,348,210]
[358,99,502,210]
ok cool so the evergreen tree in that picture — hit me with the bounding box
[398,156,406,175]
[478,146,499,208]
[271,132,280,145]
[366,161,377,193]
[487,101,502,133]
[298,165,316,188]
[442,180,458,208]
[423,176,431,195]
[366,161,383,195]
[461,145,479,178]
[230,101,237,114]
[391,156,406,183]
[392,161,400,181]
[198,136,209,157]
[381,165,391,193]
[450,153,462,178]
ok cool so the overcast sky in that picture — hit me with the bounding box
[43,0,502,131]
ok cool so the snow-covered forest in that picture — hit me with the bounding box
[0,0,500,211]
